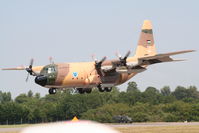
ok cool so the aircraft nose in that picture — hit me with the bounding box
[35,75,47,86]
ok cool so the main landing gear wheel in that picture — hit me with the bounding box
[98,86,105,92]
[105,87,112,92]
[85,88,92,93]
[49,88,57,94]
[77,88,85,94]
[77,88,92,94]
[98,85,112,92]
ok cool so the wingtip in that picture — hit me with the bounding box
[191,50,196,52]
[142,20,152,30]
[183,50,196,53]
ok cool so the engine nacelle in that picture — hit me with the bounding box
[126,61,139,68]
[101,65,113,72]
[116,66,146,74]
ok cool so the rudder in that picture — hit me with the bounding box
[135,20,157,57]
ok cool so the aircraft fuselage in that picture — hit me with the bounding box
[37,60,137,89]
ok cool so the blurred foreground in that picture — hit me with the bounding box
[1,122,199,133]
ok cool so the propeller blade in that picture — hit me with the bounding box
[123,50,131,60]
[25,58,36,75]
[25,73,30,82]
[99,56,107,64]
[29,58,34,68]
[115,50,131,66]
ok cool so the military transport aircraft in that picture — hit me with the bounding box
[2,20,195,94]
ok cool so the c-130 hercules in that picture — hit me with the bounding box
[2,20,194,94]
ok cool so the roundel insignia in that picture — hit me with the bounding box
[72,72,78,78]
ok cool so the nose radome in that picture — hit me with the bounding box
[35,75,47,86]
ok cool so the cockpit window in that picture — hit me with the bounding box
[40,65,57,76]
[47,67,55,74]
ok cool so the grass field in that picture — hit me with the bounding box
[0,124,30,128]
[1,124,199,133]
[115,125,199,133]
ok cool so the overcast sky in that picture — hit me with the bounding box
[0,0,198,98]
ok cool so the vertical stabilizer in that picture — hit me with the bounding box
[135,20,157,57]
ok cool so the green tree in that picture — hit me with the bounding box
[81,103,131,123]
[15,94,28,103]
[0,91,12,103]
[172,86,187,100]
[187,86,199,99]
[160,86,171,96]
[34,93,40,99]
[28,90,33,97]
[142,86,161,104]
[127,81,139,92]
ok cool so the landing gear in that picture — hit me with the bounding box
[49,88,57,94]
[77,88,92,94]
[98,85,112,92]
[77,88,85,94]
[85,88,92,93]
[105,87,112,92]
[98,87,105,92]
[98,84,105,92]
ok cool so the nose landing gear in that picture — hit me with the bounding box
[49,88,57,94]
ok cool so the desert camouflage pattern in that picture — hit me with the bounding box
[2,20,195,92]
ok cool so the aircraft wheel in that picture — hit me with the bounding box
[85,88,92,93]
[77,88,85,94]
[49,88,57,94]
[98,87,105,92]
[105,87,112,92]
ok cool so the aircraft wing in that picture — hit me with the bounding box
[1,66,26,70]
[1,66,44,74]
[138,50,195,65]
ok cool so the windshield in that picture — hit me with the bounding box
[47,67,55,74]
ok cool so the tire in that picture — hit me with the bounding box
[98,87,105,92]
[77,88,85,94]
[105,87,112,92]
[85,88,92,93]
[49,88,56,94]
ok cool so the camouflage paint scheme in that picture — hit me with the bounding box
[2,20,194,91]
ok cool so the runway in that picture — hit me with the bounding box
[110,122,199,127]
[0,127,23,132]
[1,122,199,132]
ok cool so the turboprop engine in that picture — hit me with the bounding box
[116,65,146,74]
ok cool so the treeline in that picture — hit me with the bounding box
[0,82,199,124]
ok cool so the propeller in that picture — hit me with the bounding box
[91,55,107,76]
[25,58,35,82]
[95,56,107,69]
[92,55,107,68]
[116,50,131,66]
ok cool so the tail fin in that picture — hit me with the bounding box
[135,20,157,57]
